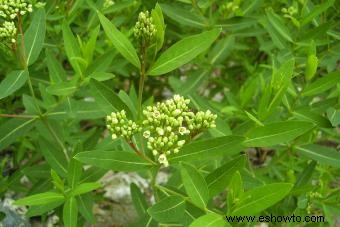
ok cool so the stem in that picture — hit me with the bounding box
[16,14,69,161]
[138,44,147,117]
[156,184,218,214]
[150,166,160,202]
[0,114,37,119]
[127,139,156,165]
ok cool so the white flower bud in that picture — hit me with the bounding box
[158,154,169,167]
[177,140,185,147]
[156,127,164,136]
[143,130,150,138]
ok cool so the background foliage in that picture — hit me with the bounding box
[0,0,339,226]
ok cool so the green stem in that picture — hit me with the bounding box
[0,114,37,119]
[127,139,156,165]
[16,14,69,161]
[151,167,159,202]
[138,44,147,117]
[156,184,219,214]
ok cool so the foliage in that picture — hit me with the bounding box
[0,0,339,226]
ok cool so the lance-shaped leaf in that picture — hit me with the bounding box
[24,8,46,65]
[74,150,153,171]
[63,197,78,227]
[148,28,220,76]
[232,183,293,215]
[147,195,185,222]
[77,194,96,224]
[265,8,293,42]
[15,192,65,206]
[70,182,101,197]
[131,183,149,217]
[0,118,35,150]
[244,121,315,147]
[39,138,68,177]
[0,70,29,100]
[302,71,340,96]
[62,22,82,75]
[205,156,245,196]
[169,136,245,163]
[46,81,77,96]
[98,12,140,68]
[89,79,129,115]
[296,144,340,168]
[26,200,64,217]
[181,163,209,209]
[189,213,229,227]
[160,3,207,28]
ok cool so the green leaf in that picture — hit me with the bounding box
[296,145,340,168]
[0,118,35,150]
[181,163,209,208]
[46,81,77,96]
[70,182,101,197]
[293,109,332,128]
[74,150,153,171]
[46,50,67,83]
[169,136,245,163]
[148,28,220,76]
[244,121,315,147]
[68,144,83,189]
[151,3,165,51]
[209,36,235,65]
[175,70,208,96]
[98,12,140,68]
[51,169,64,192]
[160,3,207,28]
[305,55,318,81]
[265,8,293,42]
[189,213,229,227]
[327,107,340,127]
[15,192,65,206]
[227,172,244,210]
[205,156,245,197]
[232,183,293,215]
[301,0,335,26]
[63,197,78,227]
[62,22,82,75]
[302,71,340,96]
[131,183,148,217]
[271,58,295,90]
[39,138,68,177]
[292,161,316,192]
[147,195,185,222]
[128,214,157,227]
[24,8,46,66]
[77,194,96,224]
[0,70,29,100]
[26,200,64,217]
[89,79,128,115]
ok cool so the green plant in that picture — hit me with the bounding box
[0,0,339,226]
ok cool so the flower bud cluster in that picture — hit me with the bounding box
[281,6,297,17]
[134,10,156,44]
[103,0,114,9]
[106,110,141,140]
[105,95,217,167]
[0,0,34,44]
[142,95,217,167]
[220,1,239,18]
[0,0,33,19]
[0,21,16,43]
